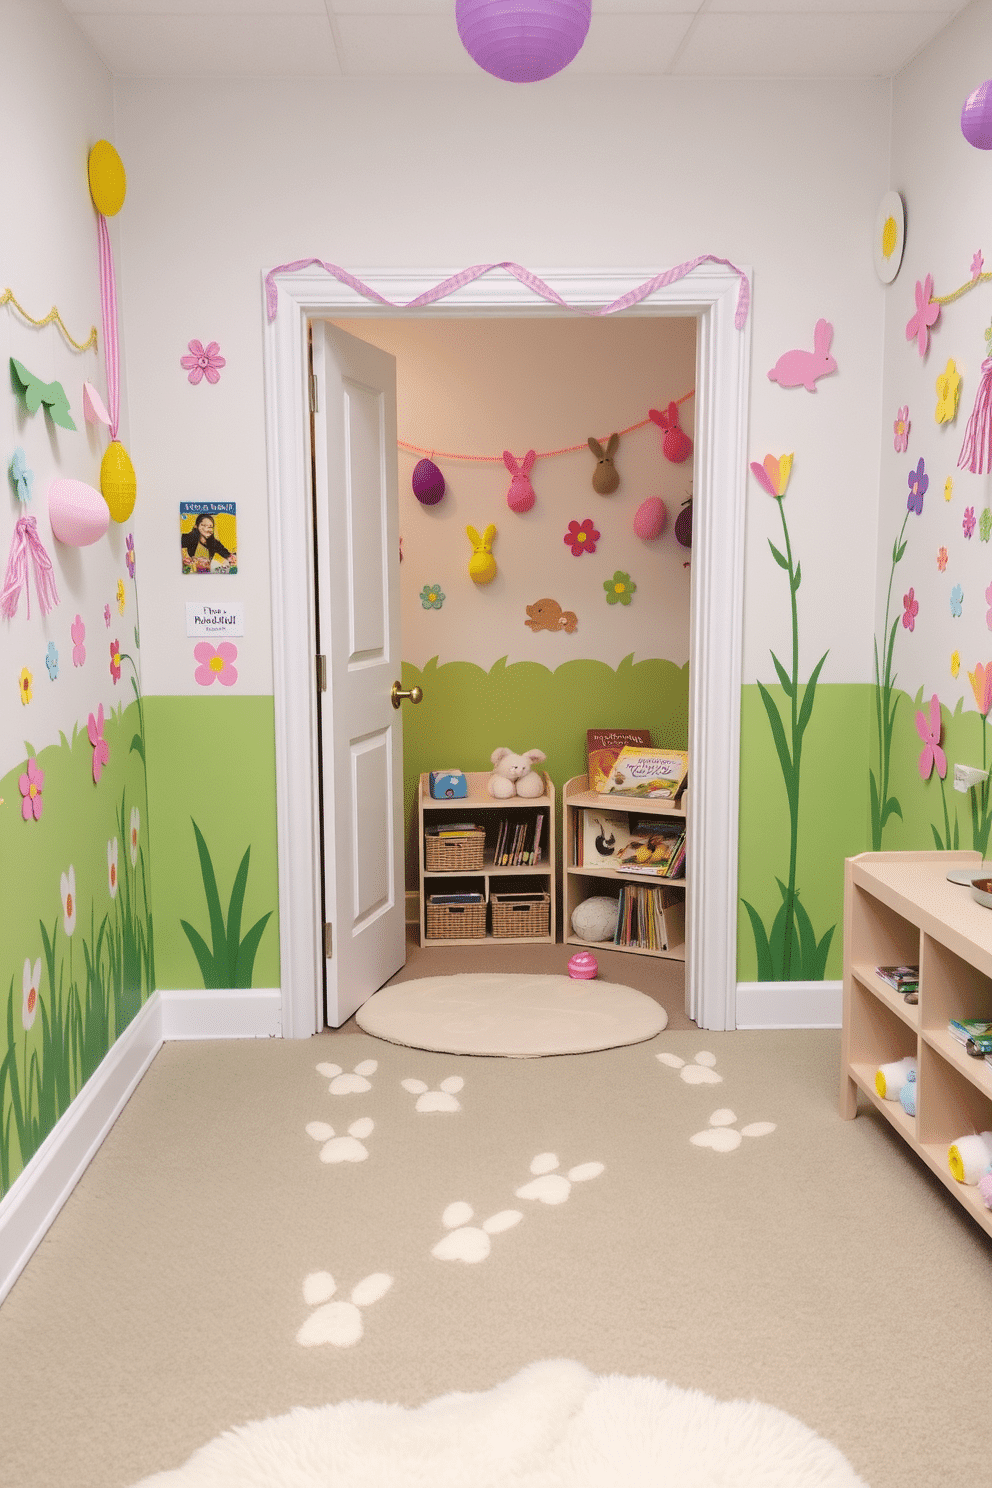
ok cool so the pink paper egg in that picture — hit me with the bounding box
[568,950,599,980]
[412,458,445,506]
[48,478,110,546]
[633,495,667,540]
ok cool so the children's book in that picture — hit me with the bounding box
[616,824,685,876]
[580,809,638,866]
[586,729,652,793]
[596,746,689,800]
[949,1018,992,1045]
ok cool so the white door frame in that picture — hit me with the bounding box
[261,264,751,1036]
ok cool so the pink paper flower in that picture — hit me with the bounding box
[110,638,121,683]
[564,519,600,557]
[125,533,135,578]
[906,274,940,357]
[193,640,238,687]
[902,587,918,631]
[749,453,793,498]
[104,603,111,628]
[18,756,43,821]
[87,703,109,783]
[986,580,992,630]
[71,613,86,667]
[969,662,992,719]
[916,693,947,780]
[181,339,225,386]
[937,546,948,572]
[964,506,977,539]
[893,407,910,453]
[973,250,984,281]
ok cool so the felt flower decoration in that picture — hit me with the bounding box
[9,447,33,502]
[61,866,76,937]
[964,506,977,539]
[937,547,948,572]
[902,588,918,631]
[71,614,86,667]
[906,274,940,357]
[936,361,962,424]
[952,650,961,678]
[126,533,135,578]
[18,757,43,820]
[973,250,985,281]
[951,584,964,618]
[129,808,140,867]
[893,408,910,453]
[107,838,119,899]
[88,704,109,783]
[564,519,600,556]
[110,638,121,683]
[969,662,992,718]
[750,453,793,498]
[916,693,947,780]
[18,667,32,705]
[193,640,238,687]
[181,340,225,385]
[22,957,40,1030]
[605,571,636,606]
[45,642,59,681]
[420,584,445,610]
[945,476,953,502]
[907,459,928,514]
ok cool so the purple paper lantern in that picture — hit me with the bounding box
[962,80,992,149]
[456,0,591,83]
[412,458,445,506]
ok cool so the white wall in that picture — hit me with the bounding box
[111,74,891,700]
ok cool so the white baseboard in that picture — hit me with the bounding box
[0,991,164,1307]
[735,980,842,1029]
[159,988,282,1039]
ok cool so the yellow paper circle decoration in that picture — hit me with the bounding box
[87,140,127,217]
[100,440,137,523]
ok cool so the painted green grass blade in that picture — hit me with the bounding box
[797,651,829,739]
[756,681,796,798]
[768,888,791,981]
[180,919,222,989]
[740,899,774,982]
[881,796,902,828]
[234,912,273,988]
[5,981,26,1161]
[769,651,793,697]
[225,849,251,974]
[190,819,228,967]
[791,890,818,978]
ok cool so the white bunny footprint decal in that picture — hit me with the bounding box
[515,1152,604,1205]
[431,1201,522,1264]
[402,1075,464,1112]
[316,1059,377,1094]
[690,1109,776,1153]
[306,1117,373,1163]
[297,1270,393,1347]
[656,1050,723,1085]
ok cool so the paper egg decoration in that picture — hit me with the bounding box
[100,440,137,523]
[87,140,127,216]
[962,80,992,149]
[633,496,667,540]
[412,458,445,506]
[48,478,110,547]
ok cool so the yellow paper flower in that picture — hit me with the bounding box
[951,650,961,678]
[935,360,962,424]
[18,667,32,705]
[117,578,126,614]
[945,476,953,502]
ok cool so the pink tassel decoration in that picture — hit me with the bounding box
[1,515,60,619]
[958,357,992,474]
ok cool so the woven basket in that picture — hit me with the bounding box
[425,830,485,873]
[491,892,550,939]
[425,899,487,940]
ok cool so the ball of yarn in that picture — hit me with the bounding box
[412,458,445,506]
[962,80,992,150]
[570,896,619,943]
[633,496,667,540]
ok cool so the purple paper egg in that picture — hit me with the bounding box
[412,458,445,506]
[962,80,992,149]
[48,478,110,546]
[633,495,667,540]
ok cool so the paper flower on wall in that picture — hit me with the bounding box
[88,704,109,783]
[18,667,32,705]
[126,533,136,578]
[893,408,910,453]
[951,584,964,617]
[605,571,636,606]
[9,447,33,502]
[945,476,954,502]
[902,588,919,631]
[964,506,977,539]
[982,510,992,543]
[906,276,940,358]
[107,838,119,898]
[117,578,126,614]
[974,250,985,281]
[935,361,962,423]
[907,459,928,514]
[181,340,225,385]
[987,581,992,628]
[18,757,43,820]
[22,958,40,1030]
[969,662,992,719]
[916,694,947,780]
[194,640,238,687]
[45,642,59,681]
[749,453,793,498]
[104,603,111,627]
[873,192,906,283]
[60,867,76,937]
[563,518,599,556]
[110,638,121,683]
[420,584,445,610]
[952,650,961,677]
[71,614,86,667]
[937,546,948,572]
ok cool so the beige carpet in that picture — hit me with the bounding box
[356,972,668,1055]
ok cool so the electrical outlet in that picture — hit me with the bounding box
[953,763,989,793]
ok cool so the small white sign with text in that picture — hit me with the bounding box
[186,601,244,637]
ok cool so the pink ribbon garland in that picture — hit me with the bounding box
[264,258,751,330]
[97,214,120,440]
[1,515,60,620]
[958,358,992,475]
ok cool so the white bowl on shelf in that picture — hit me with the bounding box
[970,876,992,909]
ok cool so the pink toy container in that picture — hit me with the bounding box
[568,951,598,980]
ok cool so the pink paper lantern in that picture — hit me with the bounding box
[456,0,591,82]
[412,458,445,506]
[962,80,992,149]
[48,479,110,547]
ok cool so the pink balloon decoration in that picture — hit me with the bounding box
[456,0,591,82]
[962,80,992,149]
[412,458,445,506]
[48,479,110,547]
[633,496,667,540]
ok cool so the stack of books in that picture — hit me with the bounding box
[615,821,686,879]
[492,814,544,866]
[875,965,919,1000]
[428,891,484,905]
[948,1018,992,1058]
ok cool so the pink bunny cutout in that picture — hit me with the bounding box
[504,450,536,513]
[767,320,837,392]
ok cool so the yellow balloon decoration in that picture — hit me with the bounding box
[100,440,136,523]
[87,141,127,217]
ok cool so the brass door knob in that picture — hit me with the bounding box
[391,682,424,709]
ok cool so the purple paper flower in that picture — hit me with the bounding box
[18,757,43,821]
[916,693,947,781]
[87,704,109,784]
[126,533,135,578]
[104,603,111,628]
[907,458,928,514]
[906,274,940,357]
[180,340,225,386]
[903,587,919,631]
[973,250,984,281]
[964,506,977,539]
[71,613,86,667]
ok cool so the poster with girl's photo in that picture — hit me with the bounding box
[180,503,238,574]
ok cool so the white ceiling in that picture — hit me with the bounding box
[61,0,969,79]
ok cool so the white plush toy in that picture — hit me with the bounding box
[488,747,547,799]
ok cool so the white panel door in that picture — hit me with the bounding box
[311,320,406,1026]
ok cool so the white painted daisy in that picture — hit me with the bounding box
[107,837,119,898]
[22,957,41,1030]
[60,865,77,936]
[129,807,140,866]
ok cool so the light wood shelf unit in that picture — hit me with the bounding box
[562,774,686,962]
[841,849,992,1237]
[417,771,555,947]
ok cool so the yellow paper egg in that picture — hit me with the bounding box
[87,141,127,217]
[100,440,136,522]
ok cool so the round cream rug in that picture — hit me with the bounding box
[355,972,667,1056]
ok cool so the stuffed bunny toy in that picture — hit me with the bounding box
[588,433,620,494]
[767,319,837,393]
[466,524,498,584]
[488,747,547,799]
[503,450,536,513]
[649,403,693,464]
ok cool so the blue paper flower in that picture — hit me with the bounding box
[951,584,964,618]
[420,584,445,610]
[9,447,33,502]
[45,642,59,681]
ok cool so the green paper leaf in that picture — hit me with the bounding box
[768,542,790,570]
[10,358,76,430]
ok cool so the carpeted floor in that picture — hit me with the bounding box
[0,946,990,1487]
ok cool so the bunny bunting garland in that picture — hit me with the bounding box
[503,450,536,512]
[767,320,837,392]
[648,403,693,464]
[588,433,620,493]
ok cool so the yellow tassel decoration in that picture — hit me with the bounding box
[100,440,136,523]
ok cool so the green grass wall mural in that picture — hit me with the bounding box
[180,820,273,989]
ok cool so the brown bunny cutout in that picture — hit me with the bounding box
[525,598,578,633]
[588,433,620,495]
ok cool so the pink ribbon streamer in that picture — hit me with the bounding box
[958,358,992,475]
[264,257,751,330]
[98,214,120,440]
[1,515,60,620]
